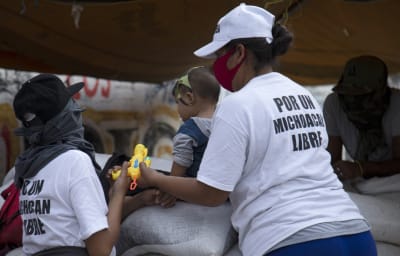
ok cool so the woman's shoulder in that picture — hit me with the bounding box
[57,149,92,164]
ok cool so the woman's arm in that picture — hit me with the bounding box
[327,135,343,164]
[139,163,230,207]
[329,135,400,179]
[85,162,131,256]
[154,161,188,208]
[361,136,400,178]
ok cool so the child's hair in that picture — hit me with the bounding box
[174,66,220,103]
[189,67,220,102]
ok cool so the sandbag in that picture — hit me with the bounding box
[376,241,400,256]
[117,201,237,256]
[354,173,400,196]
[348,192,400,246]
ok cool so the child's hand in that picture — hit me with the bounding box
[111,161,131,197]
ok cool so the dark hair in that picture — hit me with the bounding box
[188,67,220,103]
[227,23,293,72]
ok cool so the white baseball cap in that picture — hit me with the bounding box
[194,3,275,59]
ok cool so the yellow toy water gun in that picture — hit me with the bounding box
[111,144,151,190]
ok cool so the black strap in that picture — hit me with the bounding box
[33,246,89,256]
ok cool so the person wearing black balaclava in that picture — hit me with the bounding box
[323,55,400,185]
[12,74,131,256]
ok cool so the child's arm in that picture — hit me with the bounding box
[170,161,187,177]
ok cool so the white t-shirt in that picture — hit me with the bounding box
[323,91,400,161]
[19,150,109,255]
[197,72,365,255]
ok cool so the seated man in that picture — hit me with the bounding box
[323,55,400,186]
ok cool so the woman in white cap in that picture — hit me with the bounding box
[137,4,377,256]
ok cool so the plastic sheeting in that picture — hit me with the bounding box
[0,0,399,85]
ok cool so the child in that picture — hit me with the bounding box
[155,67,220,208]
[171,66,220,178]
[13,73,130,256]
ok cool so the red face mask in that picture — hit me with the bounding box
[213,48,245,92]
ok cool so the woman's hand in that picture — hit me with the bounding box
[138,162,161,188]
[332,160,363,180]
[111,161,131,197]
